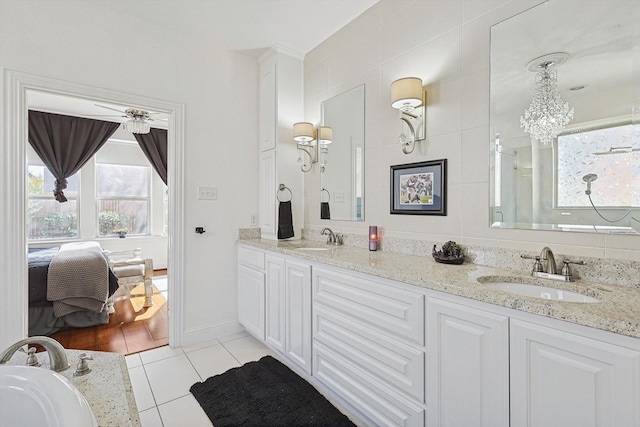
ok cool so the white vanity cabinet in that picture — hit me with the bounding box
[237,246,265,340]
[426,297,510,427]
[312,266,426,427]
[510,318,640,427]
[237,244,640,427]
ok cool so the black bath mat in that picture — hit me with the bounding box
[190,355,355,427]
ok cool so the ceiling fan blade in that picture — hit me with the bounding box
[84,114,127,118]
[94,104,126,113]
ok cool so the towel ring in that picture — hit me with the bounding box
[276,184,292,202]
[321,188,330,203]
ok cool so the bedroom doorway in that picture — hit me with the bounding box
[26,90,171,355]
[0,69,185,350]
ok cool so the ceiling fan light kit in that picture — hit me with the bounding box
[122,108,152,134]
[95,104,155,134]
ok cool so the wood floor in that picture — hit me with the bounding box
[49,272,169,355]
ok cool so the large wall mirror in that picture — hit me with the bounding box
[320,84,365,221]
[490,0,640,234]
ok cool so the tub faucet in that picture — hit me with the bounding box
[0,336,70,372]
[540,246,557,274]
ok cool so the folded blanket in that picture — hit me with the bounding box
[47,242,109,317]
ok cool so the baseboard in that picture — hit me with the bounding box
[181,320,245,347]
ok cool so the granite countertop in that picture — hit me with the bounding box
[6,349,140,427]
[239,238,640,340]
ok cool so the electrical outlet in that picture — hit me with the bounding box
[198,186,217,200]
[335,192,346,203]
[250,214,258,226]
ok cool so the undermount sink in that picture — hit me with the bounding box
[479,278,600,303]
[294,247,333,251]
[0,365,98,427]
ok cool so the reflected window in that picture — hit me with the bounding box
[556,123,640,207]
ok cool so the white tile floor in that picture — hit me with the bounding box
[126,332,274,427]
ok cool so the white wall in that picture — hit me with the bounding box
[0,0,259,344]
[302,0,639,261]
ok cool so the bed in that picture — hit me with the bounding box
[28,241,119,336]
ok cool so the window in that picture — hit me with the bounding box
[97,163,150,236]
[557,123,639,208]
[27,165,79,240]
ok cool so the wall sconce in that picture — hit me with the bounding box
[317,126,332,173]
[391,77,426,154]
[293,123,333,173]
[294,122,317,172]
[317,126,333,145]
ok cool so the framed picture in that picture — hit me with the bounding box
[390,159,447,215]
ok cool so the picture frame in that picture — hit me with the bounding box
[390,159,447,215]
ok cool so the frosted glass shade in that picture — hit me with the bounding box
[123,118,150,134]
[391,77,423,111]
[293,122,314,143]
[317,126,332,144]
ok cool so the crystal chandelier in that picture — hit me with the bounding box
[520,54,574,146]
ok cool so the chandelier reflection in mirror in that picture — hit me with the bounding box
[520,53,574,146]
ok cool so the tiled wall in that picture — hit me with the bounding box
[302,0,640,262]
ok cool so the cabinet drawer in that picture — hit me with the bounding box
[313,344,424,427]
[313,267,424,345]
[238,246,265,271]
[314,306,424,402]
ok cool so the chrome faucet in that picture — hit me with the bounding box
[0,336,70,372]
[539,246,557,274]
[320,227,343,245]
[522,247,586,282]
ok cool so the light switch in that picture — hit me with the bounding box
[198,186,217,200]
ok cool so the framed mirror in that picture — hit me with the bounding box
[489,0,640,234]
[320,84,365,221]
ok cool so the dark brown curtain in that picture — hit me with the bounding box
[28,110,120,202]
[134,128,168,185]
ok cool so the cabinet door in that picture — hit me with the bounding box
[426,297,509,427]
[237,265,265,340]
[285,259,312,374]
[259,61,276,152]
[510,319,640,427]
[265,254,285,353]
[259,149,276,237]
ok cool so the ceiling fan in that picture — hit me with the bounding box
[92,104,167,134]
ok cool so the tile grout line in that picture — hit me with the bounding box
[219,340,242,366]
